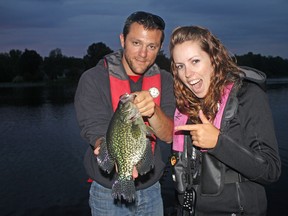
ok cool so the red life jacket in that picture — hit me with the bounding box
[109,74,161,110]
[105,58,161,153]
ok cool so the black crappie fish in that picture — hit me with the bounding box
[97,93,154,202]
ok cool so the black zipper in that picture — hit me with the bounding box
[236,182,244,214]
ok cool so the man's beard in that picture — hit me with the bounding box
[124,54,150,75]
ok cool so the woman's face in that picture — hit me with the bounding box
[172,40,214,98]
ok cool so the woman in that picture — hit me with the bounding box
[169,26,281,215]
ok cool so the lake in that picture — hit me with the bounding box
[0,81,287,216]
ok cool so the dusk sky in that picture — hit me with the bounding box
[1,0,287,59]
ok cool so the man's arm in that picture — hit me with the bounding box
[133,90,174,143]
[148,105,173,143]
[74,65,111,148]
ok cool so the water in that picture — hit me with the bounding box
[0,82,287,215]
[267,85,288,166]
[0,85,90,216]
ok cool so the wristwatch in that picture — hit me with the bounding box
[149,87,160,98]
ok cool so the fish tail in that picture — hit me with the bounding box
[112,178,135,202]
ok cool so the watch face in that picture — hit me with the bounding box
[149,87,159,98]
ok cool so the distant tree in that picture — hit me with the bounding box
[43,48,85,82]
[9,50,23,81]
[0,53,11,82]
[83,42,113,70]
[19,49,43,81]
[156,50,171,72]
[43,48,65,80]
[0,50,22,82]
[49,48,63,58]
[264,56,288,77]
[62,57,85,82]
[1,47,288,83]
[236,52,288,78]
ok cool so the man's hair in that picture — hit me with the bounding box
[122,11,165,44]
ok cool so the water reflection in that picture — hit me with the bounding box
[267,84,288,166]
[0,84,76,106]
[0,84,88,216]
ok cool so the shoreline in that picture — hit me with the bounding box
[0,80,77,88]
[0,77,288,88]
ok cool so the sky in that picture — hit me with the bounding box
[0,0,288,59]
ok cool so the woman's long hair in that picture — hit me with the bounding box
[169,26,241,123]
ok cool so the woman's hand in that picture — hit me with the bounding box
[174,110,220,149]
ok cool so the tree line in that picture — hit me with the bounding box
[0,42,287,83]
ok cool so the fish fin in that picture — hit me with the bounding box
[136,139,154,175]
[136,121,155,136]
[112,178,135,202]
[145,125,155,136]
[96,139,115,173]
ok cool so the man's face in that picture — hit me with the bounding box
[120,22,162,76]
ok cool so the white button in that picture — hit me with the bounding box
[149,87,159,98]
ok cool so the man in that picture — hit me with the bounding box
[74,11,175,215]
